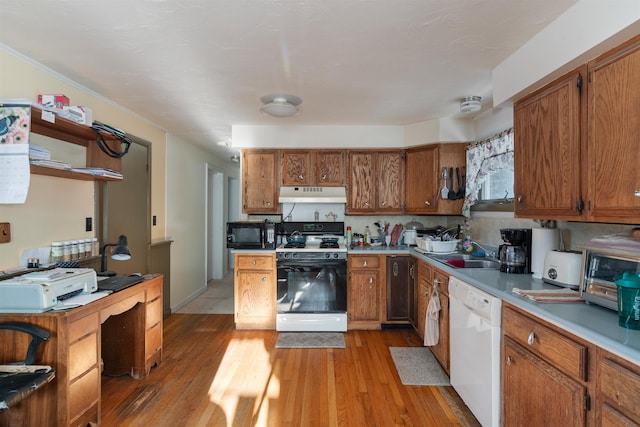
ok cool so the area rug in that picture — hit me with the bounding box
[275,332,345,348]
[389,347,450,386]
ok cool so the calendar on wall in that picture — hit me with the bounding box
[0,101,31,204]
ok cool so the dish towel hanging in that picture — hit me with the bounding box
[424,285,441,346]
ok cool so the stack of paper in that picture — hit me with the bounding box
[28,145,50,160]
[68,168,122,179]
[29,159,71,170]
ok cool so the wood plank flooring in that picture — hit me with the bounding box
[101,314,480,426]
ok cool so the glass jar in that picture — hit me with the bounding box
[51,241,64,263]
[62,241,71,262]
[91,237,99,257]
[70,240,79,261]
[83,239,91,258]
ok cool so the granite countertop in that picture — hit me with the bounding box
[407,248,640,366]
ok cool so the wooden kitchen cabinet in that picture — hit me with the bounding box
[404,143,466,215]
[348,254,384,329]
[587,35,640,222]
[414,259,450,374]
[385,255,416,322]
[596,348,640,426]
[234,253,276,329]
[502,304,595,426]
[347,150,404,214]
[281,150,346,186]
[242,149,280,214]
[514,34,640,224]
[514,66,586,220]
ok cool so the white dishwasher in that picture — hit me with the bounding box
[449,276,502,427]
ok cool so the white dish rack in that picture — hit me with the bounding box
[415,237,460,253]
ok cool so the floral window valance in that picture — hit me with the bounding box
[462,128,514,217]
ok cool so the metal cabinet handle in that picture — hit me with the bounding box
[527,332,535,345]
[635,189,640,197]
[261,276,266,283]
[434,278,441,286]
[425,200,431,206]
[298,175,304,180]
[363,260,368,267]
[322,174,327,180]
[252,260,257,265]
[517,195,523,203]
[369,277,373,284]
[381,200,387,206]
[507,356,513,366]
[364,201,370,207]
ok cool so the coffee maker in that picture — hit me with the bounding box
[498,228,533,274]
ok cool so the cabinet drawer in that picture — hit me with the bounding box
[600,356,640,422]
[146,297,163,328]
[349,255,381,269]
[145,322,162,356]
[69,332,98,380]
[503,307,588,381]
[146,279,162,302]
[69,367,99,421]
[236,255,274,270]
[68,312,99,343]
[419,260,432,283]
[433,270,449,296]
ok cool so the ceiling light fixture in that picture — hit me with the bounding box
[260,94,302,118]
[460,96,482,114]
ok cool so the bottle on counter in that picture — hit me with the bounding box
[346,226,352,247]
[364,226,371,246]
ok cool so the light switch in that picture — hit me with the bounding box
[0,223,10,243]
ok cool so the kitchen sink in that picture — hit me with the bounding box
[426,253,500,269]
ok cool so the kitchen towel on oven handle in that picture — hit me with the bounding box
[424,284,441,346]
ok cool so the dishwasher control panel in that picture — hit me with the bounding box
[449,276,502,325]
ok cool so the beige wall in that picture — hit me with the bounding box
[0,50,167,269]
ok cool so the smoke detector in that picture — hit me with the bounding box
[460,96,482,114]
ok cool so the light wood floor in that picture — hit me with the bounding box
[101,313,479,426]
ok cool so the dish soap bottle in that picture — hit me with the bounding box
[364,226,371,246]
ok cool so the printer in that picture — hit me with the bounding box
[0,268,97,313]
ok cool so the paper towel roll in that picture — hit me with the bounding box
[531,228,560,279]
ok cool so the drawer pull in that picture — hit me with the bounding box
[527,332,536,345]
[434,278,441,286]
[321,174,327,180]
[369,277,373,284]
[363,260,368,267]
[261,277,266,283]
[507,356,513,366]
[425,200,431,206]
[253,260,257,265]
[298,175,304,180]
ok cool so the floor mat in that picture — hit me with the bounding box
[389,347,450,386]
[275,332,345,348]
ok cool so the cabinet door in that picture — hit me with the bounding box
[242,150,279,214]
[347,151,376,213]
[235,270,275,324]
[386,256,410,321]
[282,150,312,186]
[514,66,585,220]
[404,146,438,213]
[315,150,345,186]
[376,151,404,212]
[587,37,640,222]
[503,337,587,426]
[348,270,380,321]
[417,280,429,339]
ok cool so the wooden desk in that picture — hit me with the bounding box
[0,275,163,427]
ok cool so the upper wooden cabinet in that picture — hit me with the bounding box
[242,149,280,214]
[29,106,123,182]
[514,66,586,220]
[281,150,345,186]
[405,143,466,215]
[347,150,404,214]
[515,34,640,224]
[587,36,640,222]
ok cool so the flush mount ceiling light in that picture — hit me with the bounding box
[460,96,482,114]
[260,94,302,118]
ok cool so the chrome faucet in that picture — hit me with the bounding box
[472,241,497,259]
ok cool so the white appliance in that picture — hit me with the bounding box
[449,276,502,427]
[542,250,582,289]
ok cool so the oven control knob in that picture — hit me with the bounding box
[333,253,340,259]
[292,252,299,259]
[325,253,331,259]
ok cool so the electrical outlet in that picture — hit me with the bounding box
[0,223,10,243]
[153,215,157,226]
[85,217,92,232]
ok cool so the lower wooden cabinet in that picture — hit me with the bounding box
[502,304,595,426]
[234,253,276,329]
[348,254,384,329]
[597,348,640,426]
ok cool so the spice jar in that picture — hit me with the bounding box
[70,240,79,261]
[62,241,71,262]
[51,241,64,263]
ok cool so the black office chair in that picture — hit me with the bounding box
[0,322,55,412]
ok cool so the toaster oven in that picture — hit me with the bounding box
[580,235,640,311]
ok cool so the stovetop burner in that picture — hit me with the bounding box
[319,242,339,249]
[283,242,306,249]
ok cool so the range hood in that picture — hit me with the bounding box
[279,186,347,203]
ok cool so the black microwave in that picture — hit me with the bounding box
[226,220,276,249]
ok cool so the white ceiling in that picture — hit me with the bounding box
[0,0,576,157]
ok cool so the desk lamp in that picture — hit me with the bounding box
[98,234,131,277]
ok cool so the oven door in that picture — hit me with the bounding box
[276,259,347,313]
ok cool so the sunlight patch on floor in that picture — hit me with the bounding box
[208,338,279,426]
